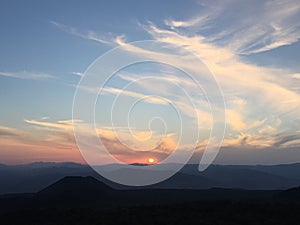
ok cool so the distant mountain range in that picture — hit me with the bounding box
[0,162,300,194]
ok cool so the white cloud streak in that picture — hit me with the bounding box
[71,72,84,77]
[0,71,54,80]
[51,21,126,46]
[164,0,300,54]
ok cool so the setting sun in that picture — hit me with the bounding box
[148,158,155,164]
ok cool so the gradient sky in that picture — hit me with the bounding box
[0,0,300,165]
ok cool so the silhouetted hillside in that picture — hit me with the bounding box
[0,175,294,211]
[38,176,112,197]
[0,176,300,225]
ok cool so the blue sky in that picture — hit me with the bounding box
[0,0,300,165]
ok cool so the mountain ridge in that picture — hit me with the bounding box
[0,162,299,194]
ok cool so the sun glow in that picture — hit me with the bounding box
[148,158,155,164]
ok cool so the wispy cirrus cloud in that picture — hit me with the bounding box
[164,0,300,55]
[71,80,171,105]
[102,87,169,105]
[51,1,300,152]
[0,126,20,137]
[51,21,126,46]
[71,72,84,77]
[0,71,55,80]
[103,13,300,149]
[164,16,208,29]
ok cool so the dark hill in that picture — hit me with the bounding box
[36,176,116,207]
[38,176,112,197]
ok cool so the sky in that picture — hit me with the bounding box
[0,0,300,165]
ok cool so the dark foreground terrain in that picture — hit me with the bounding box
[0,176,300,225]
[1,201,300,225]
